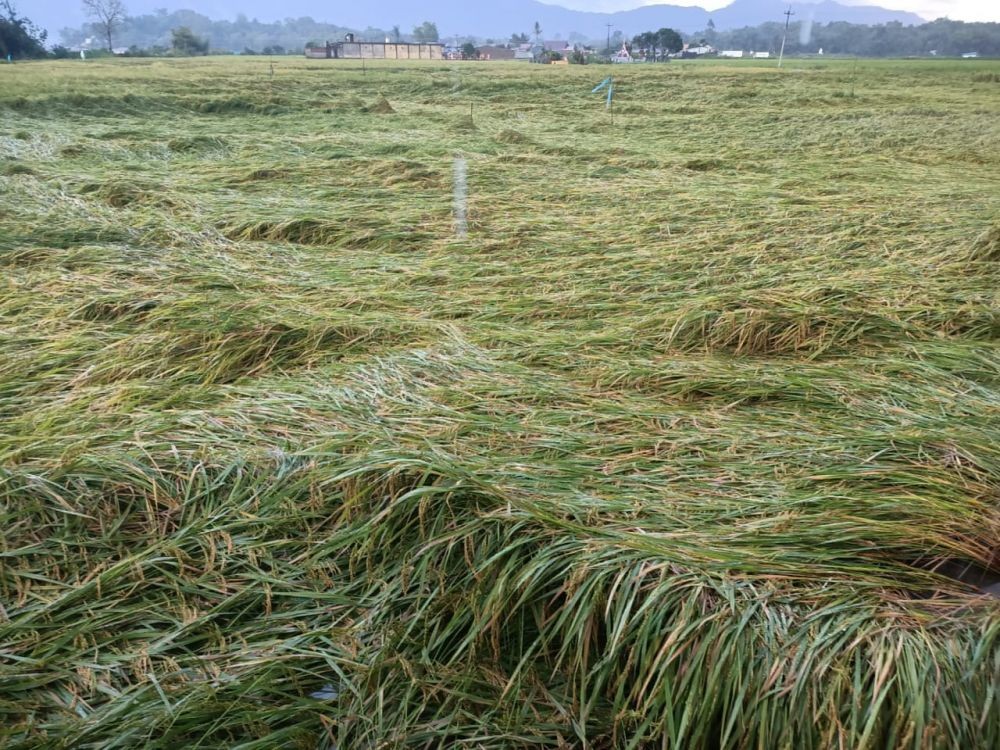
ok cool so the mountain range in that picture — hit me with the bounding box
[30,0,926,43]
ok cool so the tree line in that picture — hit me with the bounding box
[2,1,218,58]
[0,0,46,58]
[698,18,1000,57]
[57,7,439,55]
[3,1,999,61]
[630,28,684,60]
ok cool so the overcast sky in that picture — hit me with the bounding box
[555,1,999,23]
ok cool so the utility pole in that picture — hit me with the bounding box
[778,6,794,68]
[606,24,614,59]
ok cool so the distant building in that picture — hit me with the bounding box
[611,42,633,63]
[680,43,715,58]
[69,36,95,53]
[719,50,744,58]
[305,37,443,60]
[543,40,573,56]
[476,45,515,61]
[752,51,771,59]
[514,43,534,61]
[961,52,979,58]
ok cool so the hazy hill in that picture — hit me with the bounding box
[711,0,925,29]
[30,0,925,43]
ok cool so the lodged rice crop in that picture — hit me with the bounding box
[0,56,998,749]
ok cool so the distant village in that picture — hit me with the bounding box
[456,40,752,63]
[51,10,991,62]
[304,36,776,64]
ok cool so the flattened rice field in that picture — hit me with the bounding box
[1,57,999,748]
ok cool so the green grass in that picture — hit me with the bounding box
[1,56,998,748]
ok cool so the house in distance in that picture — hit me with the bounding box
[305,34,444,60]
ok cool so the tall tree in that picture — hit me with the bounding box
[391,25,400,43]
[656,27,683,56]
[0,1,47,59]
[638,31,660,60]
[412,21,439,43]
[704,18,718,44]
[82,0,126,52]
[171,26,208,56]
[631,32,646,59]
[533,21,542,43]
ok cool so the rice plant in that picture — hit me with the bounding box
[1,56,998,748]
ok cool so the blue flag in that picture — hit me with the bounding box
[591,77,614,109]
[591,77,612,94]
